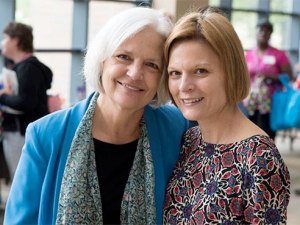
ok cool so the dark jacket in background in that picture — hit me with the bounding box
[0,56,53,135]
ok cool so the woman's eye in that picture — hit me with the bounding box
[196,68,208,74]
[168,71,181,76]
[117,54,130,61]
[146,62,159,70]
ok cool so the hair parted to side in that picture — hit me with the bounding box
[164,6,250,105]
[3,22,34,53]
[84,7,173,107]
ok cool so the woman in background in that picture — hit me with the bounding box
[163,7,290,224]
[0,22,53,180]
[4,7,189,225]
[244,19,293,140]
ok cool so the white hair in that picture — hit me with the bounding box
[83,7,173,106]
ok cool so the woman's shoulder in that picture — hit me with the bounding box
[32,107,72,127]
[145,104,189,134]
[149,103,181,113]
[239,134,284,161]
[29,96,91,133]
[241,134,275,148]
[181,126,201,147]
[267,46,288,57]
[145,104,186,121]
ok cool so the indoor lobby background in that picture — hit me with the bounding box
[0,0,300,224]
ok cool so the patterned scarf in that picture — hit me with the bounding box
[56,93,156,224]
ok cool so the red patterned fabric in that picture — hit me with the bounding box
[164,126,290,225]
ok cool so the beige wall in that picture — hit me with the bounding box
[153,0,209,22]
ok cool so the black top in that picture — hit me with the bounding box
[94,138,138,225]
[0,56,53,135]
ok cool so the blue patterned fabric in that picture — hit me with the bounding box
[56,93,156,225]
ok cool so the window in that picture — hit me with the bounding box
[269,14,290,49]
[88,1,134,43]
[16,0,73,49]
[232,0,259,10]
[231,12,257,50]
[16,0,73,106]
[270,0,293,13]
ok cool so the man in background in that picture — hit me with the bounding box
[0,22,53,180]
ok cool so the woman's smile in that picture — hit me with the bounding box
[181,97,204,105]
[117,81,144,92]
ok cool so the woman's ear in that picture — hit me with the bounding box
[98,62,105,93]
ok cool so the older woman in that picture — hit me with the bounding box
[4,7,189,225]
[163,7,290,224]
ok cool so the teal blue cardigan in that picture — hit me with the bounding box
[4,94,189,225]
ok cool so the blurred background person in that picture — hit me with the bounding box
[0,22,53,180]
[244,19,293,140]
[294,63,300,89]
[0,57,17,185]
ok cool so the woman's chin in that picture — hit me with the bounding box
[181,111,200,122]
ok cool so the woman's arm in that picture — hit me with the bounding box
[280,63,294,81]
[244,139,290,224]
[4,123,48,225]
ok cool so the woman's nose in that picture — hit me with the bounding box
[126,62,143,80]
[179,74,194,92]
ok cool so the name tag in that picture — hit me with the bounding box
[263,55,276,65]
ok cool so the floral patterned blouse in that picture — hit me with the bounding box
[163,126,290,225]
[244,46,290,115]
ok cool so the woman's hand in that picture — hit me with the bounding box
[0,75,14,95]
[263,75,278,84]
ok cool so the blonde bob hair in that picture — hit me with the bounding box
[164,7,250,105]
[84,7,173,106]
